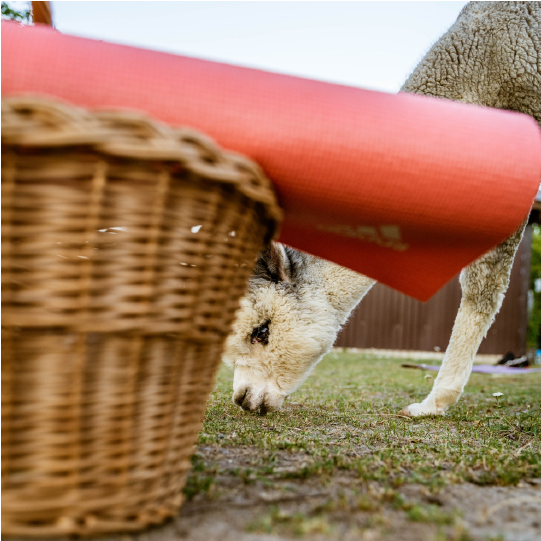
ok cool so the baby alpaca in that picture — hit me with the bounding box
[223,2,541,416]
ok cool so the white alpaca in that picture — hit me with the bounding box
[223,2,541,416]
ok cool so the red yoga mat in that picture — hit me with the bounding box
[2,22,541,300]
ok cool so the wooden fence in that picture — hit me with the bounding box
[335,226,531,355]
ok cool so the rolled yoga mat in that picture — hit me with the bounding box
[3,21,541,300]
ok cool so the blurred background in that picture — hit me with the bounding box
[5,1,468,92]
[3,1,541,359]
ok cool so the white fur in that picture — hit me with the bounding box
[223,2,540,416]
[223,246,374,412]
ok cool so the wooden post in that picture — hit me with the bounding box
[32,1,52,26]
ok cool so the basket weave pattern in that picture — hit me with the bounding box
[1,98,281,536]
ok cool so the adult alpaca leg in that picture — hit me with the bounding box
[400,220,527,416]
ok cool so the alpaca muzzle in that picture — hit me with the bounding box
[232,384,285,414]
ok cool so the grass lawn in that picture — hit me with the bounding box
[179,352,541,540]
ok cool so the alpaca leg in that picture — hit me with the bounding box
[400,222,527,417]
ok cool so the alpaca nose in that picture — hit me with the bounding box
[233,386,284,414]
[233,386,268,413]
[233,387,250,408]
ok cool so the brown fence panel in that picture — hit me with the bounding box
[335,226,531,355]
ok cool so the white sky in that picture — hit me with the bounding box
[48,1,469,94]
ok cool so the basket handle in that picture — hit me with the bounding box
[32,1,53,26]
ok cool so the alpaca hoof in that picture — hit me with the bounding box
[397,406,413,417]
[399,402,444,417]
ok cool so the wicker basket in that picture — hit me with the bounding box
[1,97,281,536]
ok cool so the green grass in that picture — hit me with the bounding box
[247,506,332,536]
[405,503,457,524]
[189,352,541,499]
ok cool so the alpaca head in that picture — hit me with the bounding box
[223,243,340,413]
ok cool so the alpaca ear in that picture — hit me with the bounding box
[253,242,292,283]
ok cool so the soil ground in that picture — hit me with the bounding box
[168,450,541,541]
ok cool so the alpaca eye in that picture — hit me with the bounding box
[251,320,271,345]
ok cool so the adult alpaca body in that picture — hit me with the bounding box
[223,2,541,416]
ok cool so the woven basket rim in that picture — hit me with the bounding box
[1,95,283,234]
